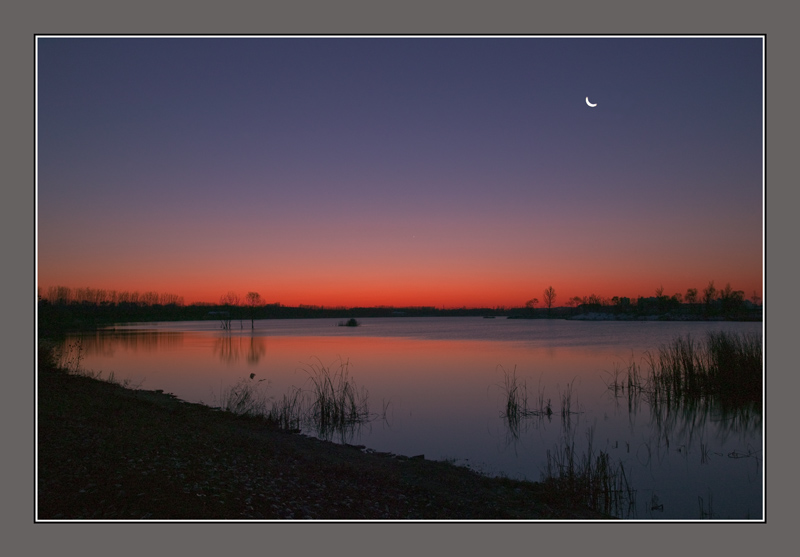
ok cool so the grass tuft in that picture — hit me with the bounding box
[267,385,305,431]
[304,358,371,439]
[541,427,636,518]
[217,374,271,416]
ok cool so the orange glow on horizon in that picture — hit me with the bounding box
[37,214,763,308]
[37,272,764,309]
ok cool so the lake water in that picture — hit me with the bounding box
[55,317,763,520]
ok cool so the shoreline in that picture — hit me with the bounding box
[37,365,609,520]
[37,302,762,336]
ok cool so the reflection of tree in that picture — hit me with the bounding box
[214,335,238,364]
[65,331,184,357]
[213,334,267,366]
[246,335,266,365]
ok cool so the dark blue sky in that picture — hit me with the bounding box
[37,37,763,306]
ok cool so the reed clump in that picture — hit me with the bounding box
[500,365,526,430]
[39,337,139,389]
[215,358,375,441]
[604,331,762,407]
[499,366,553,423]
[267,385,304,431]
[55,338,85,375]
[218,373,270,416]
[304,358,371,437]
[541,428,635,518]
[647,331,762,404]
[602,357,647,395]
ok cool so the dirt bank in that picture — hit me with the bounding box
[37,367,607,520]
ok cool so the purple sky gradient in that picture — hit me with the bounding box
[37,36,763,307]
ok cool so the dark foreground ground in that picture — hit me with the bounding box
[37,367,608,520]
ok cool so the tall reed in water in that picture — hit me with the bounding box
[304,358,370,436]
[647,331,762,403]
[541,427,635,518]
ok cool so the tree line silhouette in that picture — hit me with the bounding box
[40,286,184,307]
[523,281,760,320]
[38,280,761,335]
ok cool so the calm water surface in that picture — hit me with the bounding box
[57,317,763,520]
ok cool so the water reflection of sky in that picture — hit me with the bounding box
[63,318,762,519]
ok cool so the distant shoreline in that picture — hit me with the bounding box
[37,302,762,335]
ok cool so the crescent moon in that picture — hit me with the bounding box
[586,97,597,107]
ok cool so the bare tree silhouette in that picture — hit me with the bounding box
[246,291,263,329]
[543,286,556,315]
[703,281,717,314]
[219,291,240,330]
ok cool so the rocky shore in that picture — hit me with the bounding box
[37,366,607,520]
